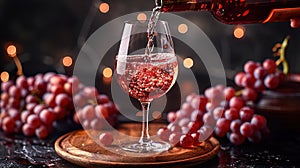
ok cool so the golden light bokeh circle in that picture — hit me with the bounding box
[7,45,17,57]
[183,58,194,68]
[137,13,147,21]
[234,26,245,39]
[99,2,109,13]
[62,56,73,67]
[1,71,9,82]
[103,67,112,78]
[178,24,188,34]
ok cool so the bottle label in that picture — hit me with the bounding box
[263,7,300,23]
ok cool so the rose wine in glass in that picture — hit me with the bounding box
[115,20,178,153]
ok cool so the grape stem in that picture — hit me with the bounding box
[275,36,290,74]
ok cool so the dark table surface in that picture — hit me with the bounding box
[1,121,300,168]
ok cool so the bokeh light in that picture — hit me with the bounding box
[137,12,147,21]
[7,45,17,57]
[1,71,9,82]
[99,2,109,13]
[103,67,112,78]
[178,24,188,34]
[62,56,73,67]
[183,58,194,68]
[234,26,245,39]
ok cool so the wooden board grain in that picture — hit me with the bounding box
[55,123,219,168]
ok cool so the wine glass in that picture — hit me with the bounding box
[115,20,178,153]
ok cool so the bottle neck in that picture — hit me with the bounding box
[157,0,212,12]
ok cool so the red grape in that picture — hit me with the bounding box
[253,66,266,79]
[95,104,108,119]
[99,132,114,146]
[251,114,267,130]
[224,87,235,101]
[167,112,176,123]
[16,76,28,89]
[33,104,47,115]
[229,96,244,110]
[229,132,246,145]
[234,72,245,87]
[241,74,255,88]
[263,59,277,74]
[39,109,56,125]
[21,110,32,123]
[180,134,194,148]
[169,132,181,147]
[216,118,230,133]
[50,75,66,86]
[186,93,196,103]
[187,121,201,133]
[214,127,227,137]
[181,102,194,116]
[254,80,265,92]
[212,107,225,120]
[248,130,262,143]
[73,94,86,108]
[53,106,67,120]
[97,94,110,104]
[239,106,254,122]
[55,93,70,107]
[178,118,190,127]
[157,127,171,141]
[242,88,258,101]
[191,95,208,112]
[49,85,64,95]
[240,122,254,137]
[44,93,56,108]
[244,60,258,74]
[36,125,49,139]
[168,123,181,133]
[2,117,15,134]
[264,74,279,89]
[1,81,13,92]
[90,118,104,130]
[191,132,205,145]
[203,112,216,127]
[26,114,42,129]
[224,108,239,121]
[22,123,35,136]
[9,86,21,99]
[190,110,204,122]
[230,119,242,133]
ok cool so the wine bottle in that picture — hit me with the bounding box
[156,0,300,24]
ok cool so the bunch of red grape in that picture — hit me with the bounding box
[234,59,285,97]
[72,87,119,130]
[0,72,119,138]
[158,58,284,147]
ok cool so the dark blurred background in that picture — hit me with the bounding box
[1,0,300,90]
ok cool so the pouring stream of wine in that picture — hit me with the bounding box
[145,6,161,62]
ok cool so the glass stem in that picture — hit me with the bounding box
[139,101,152,145]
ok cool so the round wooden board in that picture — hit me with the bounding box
[55,123,220,168]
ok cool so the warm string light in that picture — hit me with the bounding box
[99,2,109,13]
[233,26,245,39]
[178,24,188,34]
[6,44,23,76]
[62,56,73,67]
[1,71,9,82]
[183,57,194,68]
[137,12,147,21]
[102,67,112,78]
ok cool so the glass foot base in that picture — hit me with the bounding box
[120,141,170,153]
